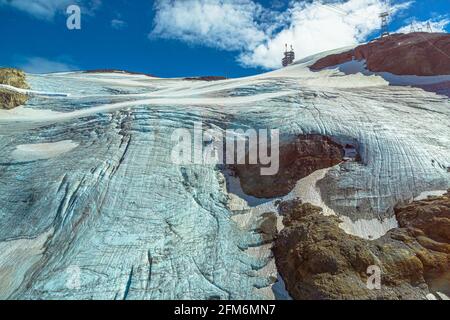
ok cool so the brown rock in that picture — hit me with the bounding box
[256,212,278,243]
[395,191,450,243]
[233,134,344,198]
[309,51,354,72]
[273,193,450,300]
[310,33,450,76]
[0,68,29,109]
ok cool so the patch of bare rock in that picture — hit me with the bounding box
[273,191,450,300]
[0,68,29,109]
[310,32,450,76]
[232,134,346,198]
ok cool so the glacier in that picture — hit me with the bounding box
[0,50,449,300]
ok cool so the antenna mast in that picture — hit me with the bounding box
[379,12,390,37]
[281,44,295,67]
[379,0,390,37]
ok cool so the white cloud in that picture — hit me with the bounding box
[150,0,413,69]
[111,19,127,30]
[239,0,412,69]
[396,18,450,34]
[149,0,274,51]
[18,57,78,74]
[0,0,101,20]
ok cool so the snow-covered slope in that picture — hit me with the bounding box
[0,48,449,299]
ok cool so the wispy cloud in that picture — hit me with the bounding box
[18,57,79,74]
[150,0,413,69]
[111,18,127,30]
[0,0,101,20]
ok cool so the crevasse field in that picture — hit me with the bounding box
[0,51,449,299]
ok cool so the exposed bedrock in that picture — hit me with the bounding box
[232,134,347,198]
[395,193,450,294]
[273,192,450,300]
[0,68,29,109]
[310,33,450,76]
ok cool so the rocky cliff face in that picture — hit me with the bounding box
[310,33,450,76]
[0,68,29,109]
[273,192,450,300]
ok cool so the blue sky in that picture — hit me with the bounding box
[0,0,448,78]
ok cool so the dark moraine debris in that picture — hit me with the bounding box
[184,76,227,81]
[273,191,450,300]
[0,68,29,109]
[233,134,345,198]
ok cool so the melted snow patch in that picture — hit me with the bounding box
[414,190,447,201]
[338,215,398,240]
[0,84,69,97]
[286,167,338,216]
[0,229,53,299]
[286,166,398,240]
[12,140,79,161]
[0,106,62,121]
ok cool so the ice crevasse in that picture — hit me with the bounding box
[0,48,449,300]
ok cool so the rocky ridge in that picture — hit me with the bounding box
[310,32,450,76]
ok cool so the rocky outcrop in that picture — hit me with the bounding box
[0,68,29,109]
[233,134,344,198]
[310,33,450,76]
[395,192,450,294]
[273,192,450,300]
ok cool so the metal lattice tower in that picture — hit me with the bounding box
[282,44,295,67]
[282,44,288,67]
[426,21,433,33]
[379,11,390,37]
